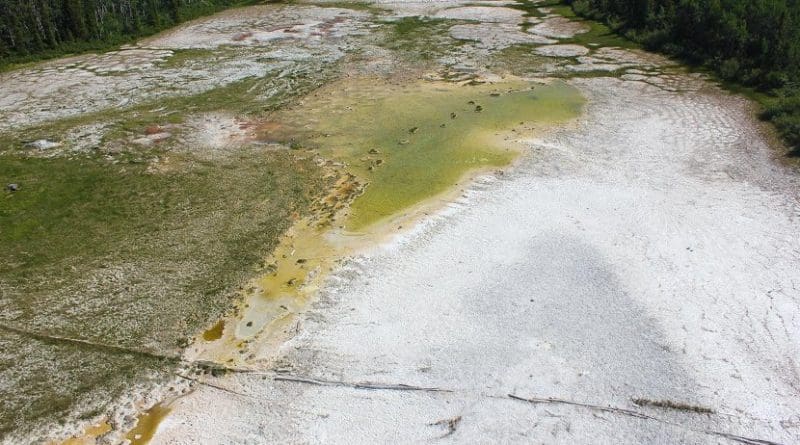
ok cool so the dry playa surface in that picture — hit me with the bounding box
[1,0,800,444]
[154,78,800,444]
[0,4,372,132]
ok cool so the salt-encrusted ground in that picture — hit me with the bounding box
[150,3,800,445]
[153,75,800,444]
[2,0,798,444]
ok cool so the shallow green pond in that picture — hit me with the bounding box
[276,79,584,230]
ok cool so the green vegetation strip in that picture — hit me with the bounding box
[379,16,466,61]
[0,149,324,437]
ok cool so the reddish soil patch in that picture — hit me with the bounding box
[318,16,346,36]
[232,31,253,42]
[255,121,297,144]
[256,121,284,133]
[145,125,164,135]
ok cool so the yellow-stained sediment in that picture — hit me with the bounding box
[133,76,583,443]
[190,76,583,367]
[52,421,112,445]
[192,172,363,365]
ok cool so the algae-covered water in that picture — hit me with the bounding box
[273,79,584,231]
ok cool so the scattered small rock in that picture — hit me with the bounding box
[450,112,457,119]
[475,105,483,112]
[246,321,253,327]
[6,183,19,192]
[368,148,380,154]
[409,126,419,134]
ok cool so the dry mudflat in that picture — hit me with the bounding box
[1,1,799,444]
[157,80,800,443]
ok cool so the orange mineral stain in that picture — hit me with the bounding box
[125,403,171,445]
[53,420,111,445]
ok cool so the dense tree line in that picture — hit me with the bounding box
[0,0,245,65]
[563,0,800,152]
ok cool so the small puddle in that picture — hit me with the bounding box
[202,320,225,341]
[125,403,171,445]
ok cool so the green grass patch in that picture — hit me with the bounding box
[379,17,465,60]
[0,148,325,437]
[510,0,637,48]
[0,45,341,437]
[563,19,639,49]
[158,48,217,69]
[303,1,387,14]
[509,0,553,19]
[489,43,552,77]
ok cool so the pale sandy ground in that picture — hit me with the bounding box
[152,78,800,444]
[4,1,800,443]
[151,2,799,444]
[0,4,371,132]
